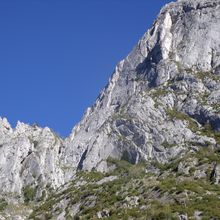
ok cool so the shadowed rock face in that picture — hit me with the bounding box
[1,0,220,197]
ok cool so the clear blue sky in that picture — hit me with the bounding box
[0,0,173,137]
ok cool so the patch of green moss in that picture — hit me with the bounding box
[152,158,180,172]
[194,146,220,164]
[78,171,104,182]
[151,89,169,98]
[107,157,146,180]
[211,103,220,112]
[145,201,179,220]
[0,199,8,212]
[200,123,220,145]
[172,195,220,218]
[196,71,219,82]
[132,77,144,82]
[111,113,132,121]
[166,109,198,132]
[162,141,176,149]
[196,71,212,81]
[199,92,210,105]
[23,186,37,203]
[29,197,57,219]
[159,176,220,196]
[107,157,132,175]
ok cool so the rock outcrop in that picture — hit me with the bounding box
[62,0,220,173]
[0,118,65,197]
[0,0,220,204]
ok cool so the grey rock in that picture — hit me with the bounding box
[194,170,207,179]
[0,0,220,207]
[178,162,190,175]
[179,214,188,220]
[69,203,81,218]
[61,0,220,173]
[0,119,65,197]
[124,196,139,208]
[194,210,203,220]
[96,176,118,185]
[211,164,220,184]
[97,209,110,219]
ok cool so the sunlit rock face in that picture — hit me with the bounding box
[0,118,65,197]
[63,0,220,172]
[1,0,220,196]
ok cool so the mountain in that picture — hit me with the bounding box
[63,0,220,172]
[1,0,220,219]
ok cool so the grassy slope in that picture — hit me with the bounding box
[28,147,220,220]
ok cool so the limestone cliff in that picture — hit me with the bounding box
[0,0,220,215]
[63,0,220,173]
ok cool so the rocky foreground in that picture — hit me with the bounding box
[1,0,220,219]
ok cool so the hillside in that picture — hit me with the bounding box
[0,0,220,219]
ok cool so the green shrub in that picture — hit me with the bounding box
[162,141,176,149]
[166,109,198,132]
[151,89,169,98]
[195,146,220,164]
[23,186,37,203]
[78,171,104,181]
[0,199,8,212]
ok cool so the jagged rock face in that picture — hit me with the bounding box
[63,0,220,172]
[0,118,65,196]
[1,0,220,197]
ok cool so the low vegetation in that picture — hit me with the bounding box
[166,108,198,132]
[0,199,8,212]
[23,186,37,203]
[28,146,220,220]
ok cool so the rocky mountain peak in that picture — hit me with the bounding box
[0,117,12,134]
[1,0,220,218]
[62,0,220,173]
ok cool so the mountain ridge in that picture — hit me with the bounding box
[1,0,220,219]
